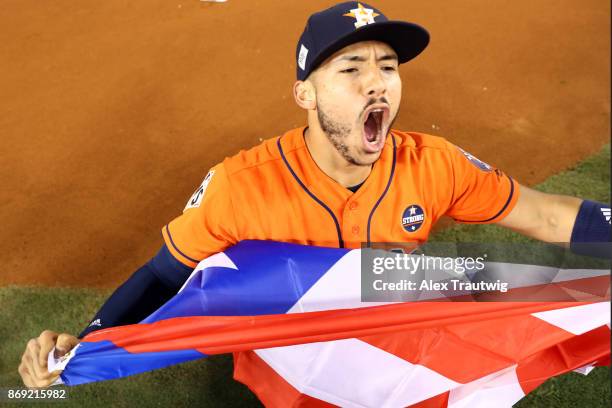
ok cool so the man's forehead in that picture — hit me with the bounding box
[329,41,397,62]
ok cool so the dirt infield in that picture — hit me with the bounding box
[1,0,609,287]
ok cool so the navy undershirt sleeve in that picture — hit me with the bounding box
[78,244,193,339]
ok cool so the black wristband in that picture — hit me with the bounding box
[569,200,612,259]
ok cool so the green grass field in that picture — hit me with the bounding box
[1,145,609,407]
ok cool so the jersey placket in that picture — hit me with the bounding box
[342,197,365,248]
[277,128,396,249]
[341,136,396,248]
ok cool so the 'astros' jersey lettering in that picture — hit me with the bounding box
[162,126,519,268]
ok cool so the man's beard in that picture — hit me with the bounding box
[317,97,396,166]
[317,107,360,165]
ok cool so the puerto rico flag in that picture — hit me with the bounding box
[51,241,610,407]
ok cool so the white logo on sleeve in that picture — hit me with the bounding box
[298,44,309,70]
[184,170,215,211]
[602,208,611,224]
[456,146,493,172]
[89,318,101,327]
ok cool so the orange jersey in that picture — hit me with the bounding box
[162,126,520,268]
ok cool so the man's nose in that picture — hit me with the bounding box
[362,66,386,98]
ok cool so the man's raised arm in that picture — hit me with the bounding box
[496,184,611,256]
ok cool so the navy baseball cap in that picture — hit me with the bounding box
[296,2,429,80]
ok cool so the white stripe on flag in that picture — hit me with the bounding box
[447,365,524,408]
[287,251,393,313]
[531,302,611,335]
[287,249,610,312]
[255,338,460,408]
[573,364,596,376]
[550,268,609,282]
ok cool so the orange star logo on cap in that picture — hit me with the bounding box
[343,3,380,28]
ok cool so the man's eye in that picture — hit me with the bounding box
[340,68,358,73]
[382,66,397,71]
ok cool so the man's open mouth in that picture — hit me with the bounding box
[362,105,389,153]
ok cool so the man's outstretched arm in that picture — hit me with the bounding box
[18,245,192,388]
[495,184,611,254]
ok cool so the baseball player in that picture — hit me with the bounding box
[19,2,610,403]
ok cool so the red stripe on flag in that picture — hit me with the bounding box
[83,302,583,354]
[516,325,611,394]
[360,313,593,383]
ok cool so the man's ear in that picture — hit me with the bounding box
[293,79,316,110]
